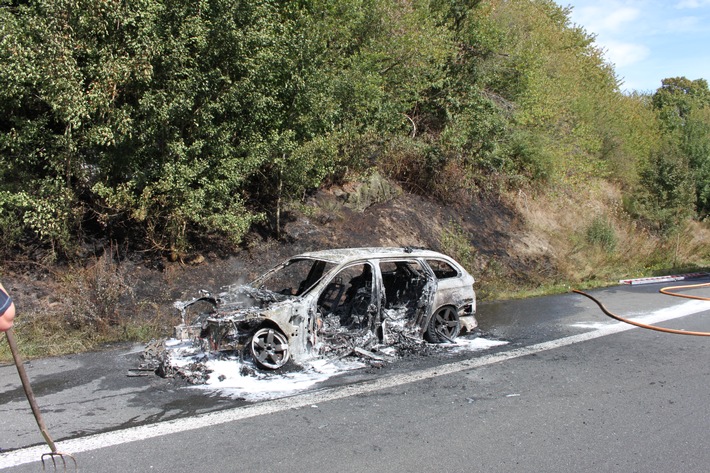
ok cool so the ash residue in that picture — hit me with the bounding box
[140,339,214,384]
[139,327,439,385]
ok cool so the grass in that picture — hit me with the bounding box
[476,181,710,300]
[0,302,175,362]
[0,253,177,362]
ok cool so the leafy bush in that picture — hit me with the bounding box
[0,0,707,262]
[585,216,617,252]
[626,141,696,232]
[652,77,710,219]
[0,179,77,259]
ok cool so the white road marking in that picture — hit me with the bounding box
[2,299,708,469]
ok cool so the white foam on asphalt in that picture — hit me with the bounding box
[198,357,367,401]
[2,299,708,469]
[180,336,507,402]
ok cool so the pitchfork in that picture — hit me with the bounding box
[5,328,77,470]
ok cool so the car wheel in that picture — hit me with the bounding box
[426,306,461,343]
[249,327,290,370]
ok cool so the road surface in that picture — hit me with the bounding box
[1,279,709,471]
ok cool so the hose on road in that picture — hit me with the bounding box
[660,281,710,301]
[573,282,710,336]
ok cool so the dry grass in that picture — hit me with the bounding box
[0,301,174,362]
[0,252,176,361]
[511,179,710,288]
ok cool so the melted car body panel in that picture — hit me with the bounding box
[173,247,477,369]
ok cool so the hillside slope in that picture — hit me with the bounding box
[2,173,709,361]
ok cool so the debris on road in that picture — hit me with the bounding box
[137,334,507,401]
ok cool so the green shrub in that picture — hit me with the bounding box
[585,217,617,252]
[440,221,476,272]
[626,141,696,233]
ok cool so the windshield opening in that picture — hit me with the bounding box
[256,258,335,297]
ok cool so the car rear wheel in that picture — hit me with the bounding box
[249,327,290,370]
[425,306,461,343]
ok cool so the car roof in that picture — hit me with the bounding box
[294,247,456,265]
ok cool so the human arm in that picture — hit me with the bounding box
[0,283,16,332]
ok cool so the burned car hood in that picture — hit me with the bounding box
[176,284,293,324]
[215,284,289,310]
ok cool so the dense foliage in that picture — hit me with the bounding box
[1,0,708,260]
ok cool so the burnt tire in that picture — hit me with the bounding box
[425,306,461,343]
[249,327,290,370]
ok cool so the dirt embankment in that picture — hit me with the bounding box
[149,175,553,303]
[2,174,548,330]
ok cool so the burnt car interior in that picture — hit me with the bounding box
[380,261,428,313]
[425,259,459,279]
[317,263,374,331]
[316,260,432,338]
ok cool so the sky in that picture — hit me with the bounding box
[561,0,710,93]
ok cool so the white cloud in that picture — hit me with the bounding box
[567,3,650,68]
[600,40,651,67]
[666,15,703,32]
[565,0,710,90]
[570,3,641,34]
[675,0,710,8]
[599,7,641,32]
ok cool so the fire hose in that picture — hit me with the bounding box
[573,281,710,336]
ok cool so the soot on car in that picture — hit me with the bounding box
[155,247,478,375]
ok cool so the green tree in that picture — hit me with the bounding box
[683,106,710,216]
[420,0,632,191]
[652,77,710,217]
[1,0,697,262]
[250,0,455,229]
[631,140,696,232]
[94,0,277,255]
[0,0,160,256]
[652,77,710,133]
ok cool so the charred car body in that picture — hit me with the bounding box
[175,247,477,370]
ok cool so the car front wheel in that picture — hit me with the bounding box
[249,327,290,370]
[425,306,461,343]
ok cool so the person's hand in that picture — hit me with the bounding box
[0,283,16,332]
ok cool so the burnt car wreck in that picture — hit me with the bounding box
[173,247,477,371]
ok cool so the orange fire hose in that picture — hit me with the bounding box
[659,281,710,301]
[573,281,710,336]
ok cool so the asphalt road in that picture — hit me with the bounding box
[1,278,709,472]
